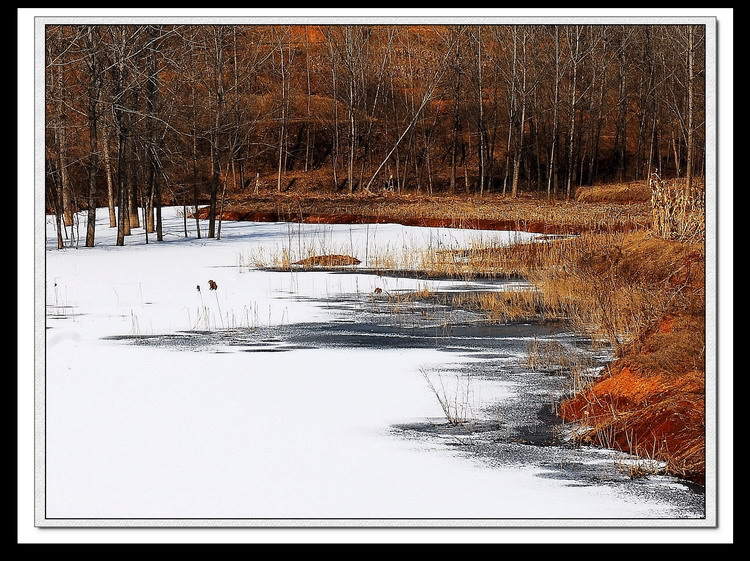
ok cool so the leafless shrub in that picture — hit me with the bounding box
[420,367,475,426]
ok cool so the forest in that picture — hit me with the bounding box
[45,23,706,247]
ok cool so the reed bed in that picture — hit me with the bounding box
[243,223,704,355]
[217,191,652,235]
[435,229,704,351]
[649,174,706,242]
[574,181,652,204]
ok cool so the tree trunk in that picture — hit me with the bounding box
[503,27,518,197]
[128,147,140,231]
[330,42,340,189]
[208,29,227,238]
[209,140,221,238]
[546,28,560,199]
[276,35,287,194]
[84,30,100,248]
[566,27,581,199]
[48,162,65,249]
[304,26,312,173]
[145,27,159,237]
[511,29,527,198]
[588,38,607,186]
[116,129,128,246]
[614,28,629,183]
[476,26,486,195]
[52,63,75,228]
[100,123,117,228]
[191,83,201,239]
[686,25,695,195]
[348,77,356,193]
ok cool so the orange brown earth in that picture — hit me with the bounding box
[210,184,705,485]
[547,230,705,485]
[558,314,705,484]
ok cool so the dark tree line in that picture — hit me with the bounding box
[45,23,706,246]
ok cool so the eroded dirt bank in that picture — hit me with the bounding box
[558,313,705,484]
[541,232,706,485]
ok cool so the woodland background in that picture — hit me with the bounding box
[45,24,706,245]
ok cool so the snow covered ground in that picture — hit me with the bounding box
[40,207,705,524]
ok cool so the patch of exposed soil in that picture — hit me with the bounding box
[558,312,706,485]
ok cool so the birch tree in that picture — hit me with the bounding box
[78,26,105,247]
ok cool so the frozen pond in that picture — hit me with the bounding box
[41,207,705,523]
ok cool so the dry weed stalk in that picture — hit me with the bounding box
[649,173,705,242]
[420,367,475,426]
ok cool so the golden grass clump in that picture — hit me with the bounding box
[575,181,652,204]
[649,174,706,242]
[443,230,705,351]
[468,289,548,323]
[218,189,652,235]
[292,254,361,267]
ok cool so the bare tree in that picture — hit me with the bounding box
[46,28,73,245]
[79,26,105,247]
[678,24,704,195]
[446,26,466,194]
[546,26,562,197]
[564,25,587,199]
[363,30,454,193]
[509,26,533,198]
[274,26,291,194]
[45,23,707,238]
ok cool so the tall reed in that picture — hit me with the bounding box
[649,173,705,242]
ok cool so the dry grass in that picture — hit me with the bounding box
[213,188,652,235]
[420,367,477,426]
[370,286,547,325]
[443,228,707,483]
[458,289,550,323]
[649,175,706,242]
[415,288,549,323]
[575,181,652,204]
[525,339,599,397]
[437,230,705,351]
[293,254,361,267]
[525,339,596,374]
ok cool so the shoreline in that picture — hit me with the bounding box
[209,193,706,487]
